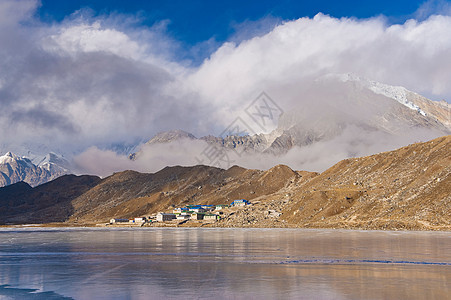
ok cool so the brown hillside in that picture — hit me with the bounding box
[280,135,450,230]
[218,136,451,230]
[217,136,449,230]
[1,136,449,230]
[68,164,313,223]
[252,136,451,230]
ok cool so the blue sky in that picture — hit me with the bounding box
[37,0,433,53]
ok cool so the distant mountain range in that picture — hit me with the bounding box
[0,152,70,187]
[1,75,450,187]
[1,135,449,230]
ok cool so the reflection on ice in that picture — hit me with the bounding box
[0,228,450,299]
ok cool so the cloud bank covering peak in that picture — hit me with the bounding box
[1,0,450,175]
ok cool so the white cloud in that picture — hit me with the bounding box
[74,122,442,176]
[73,139,210,177]
[49,22,142,60]
[0,0,206,155]
[188,13,451,112]
[72,146,135,177]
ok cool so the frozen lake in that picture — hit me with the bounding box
[0,228,450,299]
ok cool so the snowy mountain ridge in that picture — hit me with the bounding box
[33,152,71,174]
[333,73,427,116]
[0,152,31,166]
[0,151,70,187]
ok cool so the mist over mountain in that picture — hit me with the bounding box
[97,76,449,177]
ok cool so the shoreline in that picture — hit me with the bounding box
[1,222,450,232]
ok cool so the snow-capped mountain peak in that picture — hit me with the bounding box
[0,152,34,167]
[33,152,71,172]
[333,73,427,116]
[0,151,70,187]
[0,152,18,164]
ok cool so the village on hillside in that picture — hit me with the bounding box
[108,199,251,226]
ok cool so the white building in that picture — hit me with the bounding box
[215,205,229,210]
[204,214,219,221]
[191,213,205,220]
[156,213,176,222]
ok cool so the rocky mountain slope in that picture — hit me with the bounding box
[130,129,271,160]
[224,135,450,230]
[0,135,449,230]
[0,152,70,187]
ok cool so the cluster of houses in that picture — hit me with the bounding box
[109,199,250,225]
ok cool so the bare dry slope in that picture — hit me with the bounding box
[279,135,450,230]
[216,136,450,230]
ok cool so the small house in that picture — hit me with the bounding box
[134,217,147,223]
[110,218,129,224]
[191,213,205,220]
[215,204,229,210]
[156,213,176,222]
[204,214,219,221]
[176,214,190,220]
[231,199,250,207]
